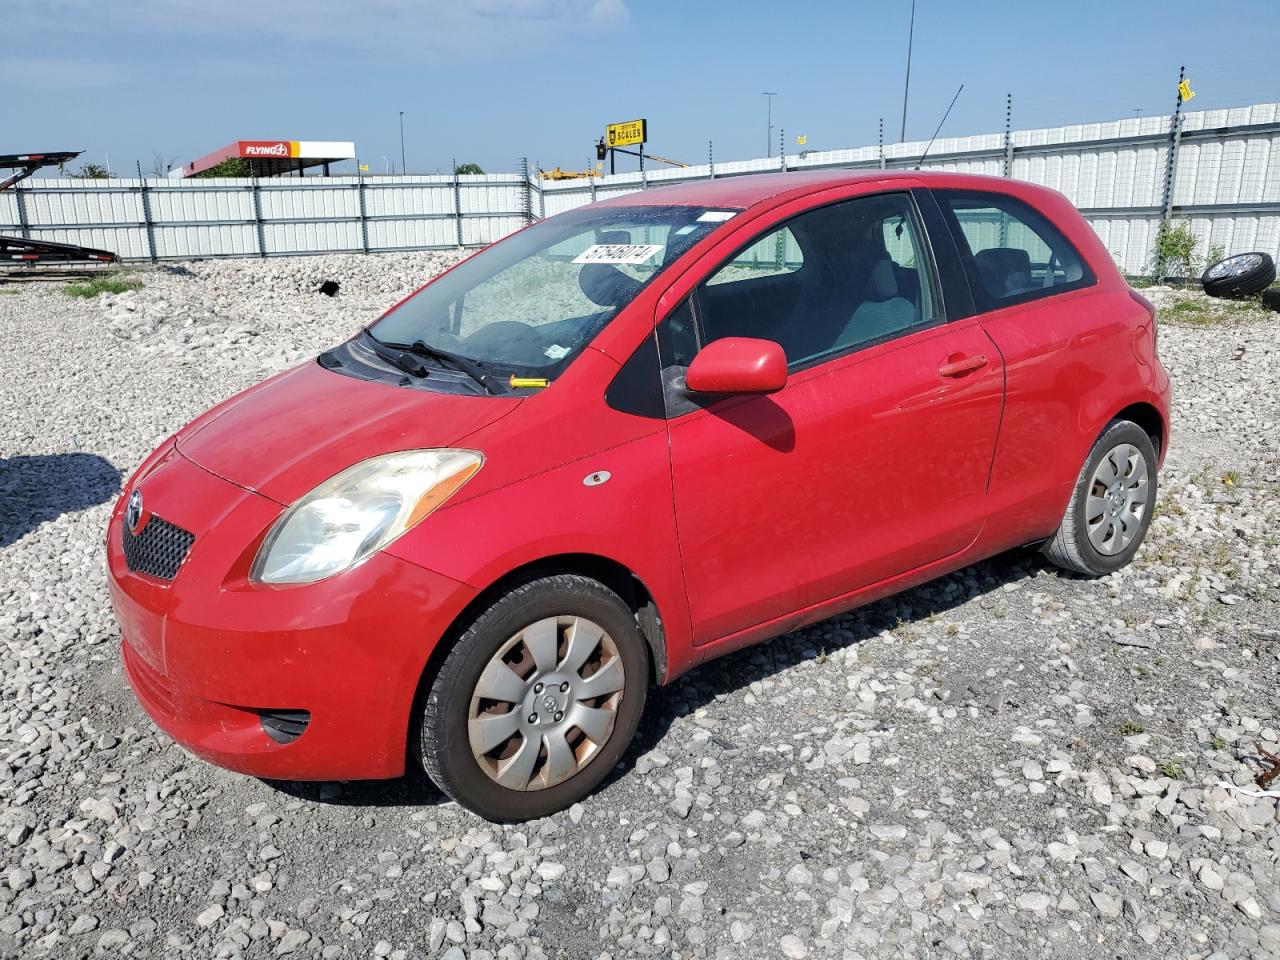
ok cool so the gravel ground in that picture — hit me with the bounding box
[1,256,1278,960]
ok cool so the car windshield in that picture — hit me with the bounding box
[368,204,738,380]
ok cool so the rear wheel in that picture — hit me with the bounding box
[1042,420,1158,576]
[418,574,649,821]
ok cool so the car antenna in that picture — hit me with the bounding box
[914,83,964,170]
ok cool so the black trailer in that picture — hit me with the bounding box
[1,152,119,266]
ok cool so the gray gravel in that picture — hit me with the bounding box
[1,258,1278,960]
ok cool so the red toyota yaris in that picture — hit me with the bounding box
[107,171,1170,821]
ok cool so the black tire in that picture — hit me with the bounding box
[1262,287,1280,313]
[1042,420,1159,577]
[418,574,649,822]
[1201,252,1275,299]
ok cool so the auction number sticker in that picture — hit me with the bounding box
[573,243,664,265]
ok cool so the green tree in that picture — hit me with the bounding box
[453,162,484,175]
[76,162,114,179]
[195,157,253,178]
[1153,221,1218,283]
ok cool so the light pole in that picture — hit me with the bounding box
[399,111,406,175]
[900,0,916,142]
[763,92,777,157]
[381,155,390,174]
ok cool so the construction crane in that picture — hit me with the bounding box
[538,166,596,181]
[540,148,690,182]
[638,152,688,168]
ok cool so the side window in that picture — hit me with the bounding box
[938,190,1093,312]
[696,192,942,369]
[704,227,802,285]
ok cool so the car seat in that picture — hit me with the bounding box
[837,260,917,347]
[973,247,1034,300]
[578,263,641,308]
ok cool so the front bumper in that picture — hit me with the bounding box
[106,449,476,781]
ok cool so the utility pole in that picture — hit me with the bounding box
[763,92,777,157]
[399,111,406,175]
[899,0,916,141]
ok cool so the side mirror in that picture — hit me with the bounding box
[685,337,787,395]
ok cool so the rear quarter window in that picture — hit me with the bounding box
[937,190,1094,312]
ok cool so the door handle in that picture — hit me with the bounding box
[938,353,988,378]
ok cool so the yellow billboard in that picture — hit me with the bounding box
[606,119,648,148]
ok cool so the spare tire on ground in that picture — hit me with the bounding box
[1201,252,1276,299]
[1262,287,1280,313]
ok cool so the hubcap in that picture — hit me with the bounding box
[1206,253,1262,280]
[1085,442,1149,556]
[467,616,625,791]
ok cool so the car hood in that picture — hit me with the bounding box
[176,361,519,504]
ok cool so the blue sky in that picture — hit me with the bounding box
[12,0,1280,177]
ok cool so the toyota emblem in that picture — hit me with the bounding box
[126,489,144,532]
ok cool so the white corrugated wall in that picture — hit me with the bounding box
[4,103,1279,274]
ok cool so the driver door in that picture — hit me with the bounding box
[664,190,1005,645]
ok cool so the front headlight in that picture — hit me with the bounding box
[250,449,483,585]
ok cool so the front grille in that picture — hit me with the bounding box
[122,516,195,580]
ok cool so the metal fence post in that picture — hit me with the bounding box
[708,140,715,179]
[136,161,158,263]
[1003,94,1014,178]
[879,118,886,170]
[589,161,597,203]
[251,170,267,257]
[452,158,464,247]
[520,158,533,225]
[14,182,30,240]
[780,130,787,172]
[357,166,370,254]
[1157,65,1188,276]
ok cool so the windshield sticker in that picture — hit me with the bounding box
[573,243,664,265]
[697,210,737,223]
[544,344,570,360]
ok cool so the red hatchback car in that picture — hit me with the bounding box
[107,171,1170,821]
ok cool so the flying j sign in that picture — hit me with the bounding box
[240,141,299,158]
[606,119,647,148]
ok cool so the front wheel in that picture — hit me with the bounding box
[1042,420,1158,576]
[418,574,649,822]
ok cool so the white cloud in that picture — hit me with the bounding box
[14,0,631,61]
[589,0,630,27]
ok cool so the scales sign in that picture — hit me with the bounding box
[606,119,647,148]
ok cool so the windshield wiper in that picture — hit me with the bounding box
[396,338,500,396]
[358,331,430,379]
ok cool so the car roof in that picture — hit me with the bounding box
[597,169,1043,211]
